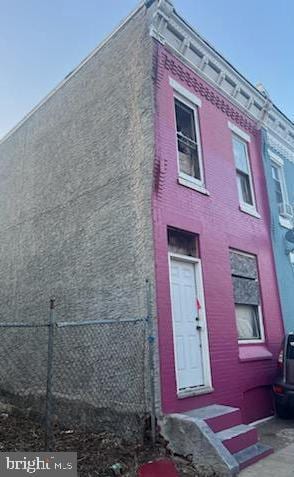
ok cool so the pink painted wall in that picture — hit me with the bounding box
[152,44,284,423]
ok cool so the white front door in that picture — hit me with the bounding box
[170,257,206,391]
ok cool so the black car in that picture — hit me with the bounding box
[273,333,294,418]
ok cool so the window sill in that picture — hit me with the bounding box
[279,215,293,229]
[178,175,210,196]
[238,344,273,362]
[177,385,214,399]
[239,204,261,219]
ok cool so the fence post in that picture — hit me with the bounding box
[146,279,156,445]
[45,297,55,451]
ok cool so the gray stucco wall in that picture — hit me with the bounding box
[0,5,157,434]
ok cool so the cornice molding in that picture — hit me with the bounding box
[150,0,294,161]
[267,131,294,164]
[162,52,257,135]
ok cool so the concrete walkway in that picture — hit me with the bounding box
[240,418,294,476]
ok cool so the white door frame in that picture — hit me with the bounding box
[168,252,213,395]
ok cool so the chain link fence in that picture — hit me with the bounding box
[0,285,155,450]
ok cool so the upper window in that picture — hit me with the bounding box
[232,136,256,210]
[174,98,203,184]
[271,163,284,206]
[270,158,292,221]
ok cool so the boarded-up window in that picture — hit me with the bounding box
[230,251,259,305]
[230,250,262,341]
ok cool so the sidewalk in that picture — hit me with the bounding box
[240,417,294,476]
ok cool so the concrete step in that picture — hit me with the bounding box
[162,406,273,474]
[234,443,273,470]
[185,404,242,432]
[216,424,258,454]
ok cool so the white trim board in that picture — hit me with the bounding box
[228,121,251,143]
[172,91,205,188]
[170,77,202,107]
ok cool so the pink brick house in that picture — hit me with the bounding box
[150,21,285,463]
[151,7,285,426]
[0,0,289,470]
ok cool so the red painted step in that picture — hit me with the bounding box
[138,459,179,477]
[216,424,258,454]
[185,405,243,433]
[205,408,242,433]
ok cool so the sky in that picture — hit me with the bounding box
[0,0,293,139]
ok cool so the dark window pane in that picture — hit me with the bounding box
[178,140,200,179]
[237,171,253,205]
[275,185,284,205]
[175,99,196,142]
[287,335,294,359]
[271,165,284,205]
[175,99,201,180]
[233,137,248,173]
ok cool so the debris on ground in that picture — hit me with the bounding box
[0,413,197,476]
[138,459,180,477]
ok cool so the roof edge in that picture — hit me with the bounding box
[150,0,294,158]
[0,1,145,145]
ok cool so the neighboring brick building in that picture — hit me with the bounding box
[0,0,292,469]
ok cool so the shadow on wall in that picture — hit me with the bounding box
[242,386,274,423]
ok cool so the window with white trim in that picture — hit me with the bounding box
[271,162,284,206]
[174,97,203,184]
[232,135,256,209]
[235,304,261,341]
[230,250,264,342]
[270,157,292,220]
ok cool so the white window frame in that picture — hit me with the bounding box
[236,304,265,345]
[230,249,265,345]
[168,252,213,397]
[269,151,292,229]
[229,123,258,217]
[170,78,206,194]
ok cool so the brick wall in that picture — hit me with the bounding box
[153,44,284,422]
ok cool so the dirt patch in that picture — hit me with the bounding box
[0,413,197,476]
[255,417,294,452]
